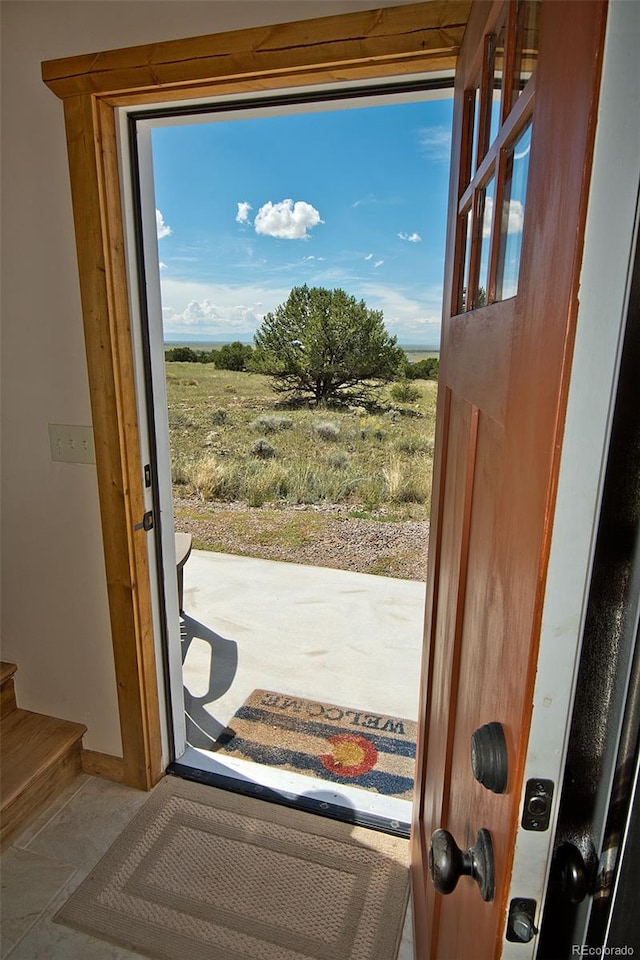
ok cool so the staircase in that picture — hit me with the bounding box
[0,661,86,848]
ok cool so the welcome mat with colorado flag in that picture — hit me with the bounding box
[214,689,417,800]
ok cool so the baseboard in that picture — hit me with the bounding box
[81,749,126,783]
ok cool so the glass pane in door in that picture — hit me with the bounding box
[488,15,507,148]
[476,176,495,307]
[459,207,473,312]
[496,121,532,300]
[512,0,542,102]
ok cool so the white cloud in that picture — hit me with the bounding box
[352,194,377,208]
[482,197,525,239]
[364,253,373,261]
[159,262,168,270]
[156,209,172,240]
[374,260,384,268]
[360,280,443,341]
[303,255,326,262]
[506,199,525,234]
[159,278,292,338]
[254,199,323,240]
[398,232,422,243]
[236,201,252,224]
[418,125,452,162]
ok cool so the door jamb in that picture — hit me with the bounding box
[41,1,470,790]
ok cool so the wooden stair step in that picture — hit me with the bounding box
[0,661,18,717]
[0,661,18,685]
[1,708,86,848]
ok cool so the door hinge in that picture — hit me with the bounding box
[522,778,554,831]
[135,510,154,531]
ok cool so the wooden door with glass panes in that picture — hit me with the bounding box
[410,2,607,958]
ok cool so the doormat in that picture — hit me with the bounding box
[214,689,417,800]
[55,775,409,960]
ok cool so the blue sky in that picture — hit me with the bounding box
[151,95,453,346]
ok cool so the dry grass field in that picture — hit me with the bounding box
[166,363,437,578]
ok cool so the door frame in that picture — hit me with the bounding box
[41,1,471,790]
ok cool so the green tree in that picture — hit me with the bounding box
[214,341,254,371]
[404,356,439,380]
[252,285,404,405]
[165,346,199,362]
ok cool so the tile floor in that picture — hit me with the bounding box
[1,774,415,959]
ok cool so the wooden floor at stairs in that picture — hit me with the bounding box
[0,661,86,849]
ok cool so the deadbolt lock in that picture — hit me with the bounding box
[470,722,508,793]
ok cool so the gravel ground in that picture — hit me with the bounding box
[173,498,430,581]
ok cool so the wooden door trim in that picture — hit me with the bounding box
[42,2,470,791]
[42,1,470,101]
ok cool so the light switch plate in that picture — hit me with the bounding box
[49,424,96,464]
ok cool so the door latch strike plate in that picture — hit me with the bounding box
[135,510,154,532]
[522,778,554,831]
[144,464,152,488]
[506,898,538,943]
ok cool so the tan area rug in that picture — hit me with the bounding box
[55,775,410,960]
[214,689,417,801]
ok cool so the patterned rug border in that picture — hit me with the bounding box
[214,689,417,801]
[55,775,410,960]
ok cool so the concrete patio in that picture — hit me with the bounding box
[180,550,426,745]
[174,550,426,824]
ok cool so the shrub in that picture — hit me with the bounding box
[404,357,439,380]
[382,457,404,501]
[251,415,294,433]
[211,408,229,426]
[284,461,355,505]
[390,380,421,403]
[171,454,191,486]
[245,462,289,506]
[251,438,277,459]
[165,346,199,362]
[358,477,384,511]
[165,346,217,363]
[383,455,431,504]
[395,436,433,455]
[311,420,340,441]
[193,458,242,501]
[326,451,349,470]
[169,410,194,430]
[215,341,254,371]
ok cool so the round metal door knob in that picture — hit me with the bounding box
[556,843,588,903]
[429,828,495,902]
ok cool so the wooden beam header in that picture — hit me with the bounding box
[42,1,470,102]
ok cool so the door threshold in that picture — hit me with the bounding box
[168,745,411,837]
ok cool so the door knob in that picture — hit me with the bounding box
[553,842,589,903]
[429,828,495,902]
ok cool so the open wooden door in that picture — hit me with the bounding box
[411,1,608,957]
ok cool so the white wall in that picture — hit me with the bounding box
[0,0,415,755]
